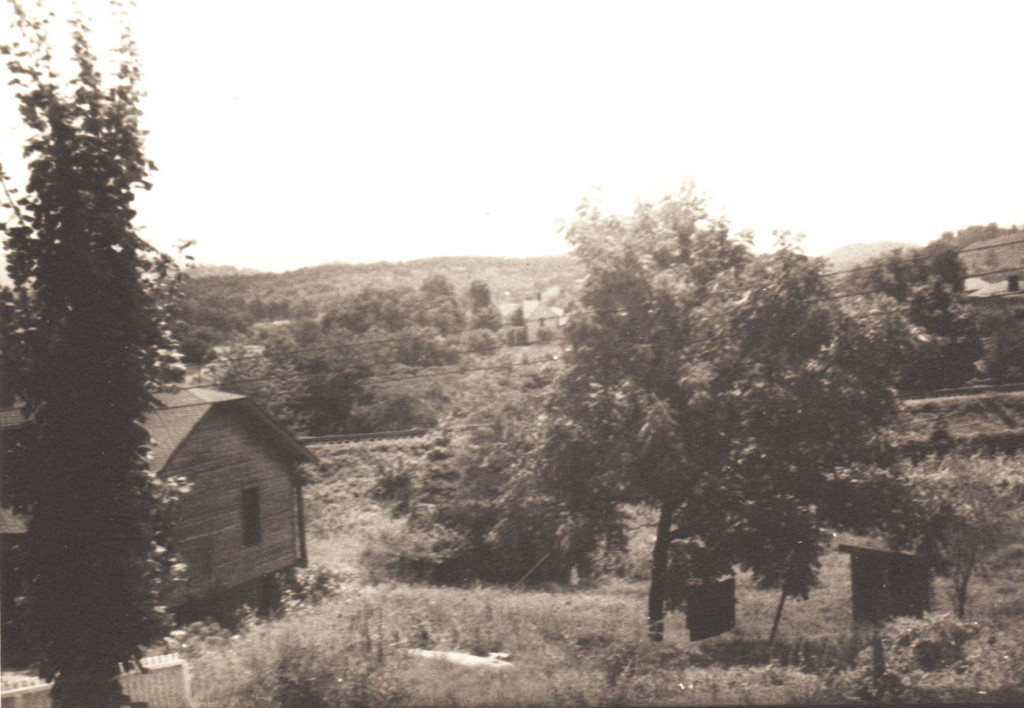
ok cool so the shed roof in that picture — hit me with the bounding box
[0,387,316,474]
[145,388,246,471]
[964,276,1024,300]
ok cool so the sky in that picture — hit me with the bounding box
[2,1,1024,272]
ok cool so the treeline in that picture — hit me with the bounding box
[208,275,556,435]
[174,255,581,358]
[843,223,1024,391]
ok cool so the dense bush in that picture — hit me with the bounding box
[886,453,1024,617]
[278,565,346,611]
[829,612,1024,703]
[189,606,405,708]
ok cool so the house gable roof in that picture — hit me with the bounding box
[1,388,316,475]
[496,300,561,322]
[496,303,520,318]
[145,388,246,471]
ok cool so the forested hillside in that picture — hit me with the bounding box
[183,254,582,322]
[174,224,1024,438]
[824,241,916,272]
[823,224,1024,278]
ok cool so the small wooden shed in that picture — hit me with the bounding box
[1,388,316,628]
[838,544,931,630]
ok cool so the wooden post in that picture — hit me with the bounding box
[768,587,787,648]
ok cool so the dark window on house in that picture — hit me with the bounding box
[242,486,261,546]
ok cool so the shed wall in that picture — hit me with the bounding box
[166,406,301,601]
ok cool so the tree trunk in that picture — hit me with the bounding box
[768,587,787,648]
[955,548,975,619]
[955,568,971,619]
[647,501,676,641]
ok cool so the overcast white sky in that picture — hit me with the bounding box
[3,1,1024,272]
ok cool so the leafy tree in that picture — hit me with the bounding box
[467,279,493,309]
[363,360,571,585]
[177,326,219,364]
[846,246,981,391]
[891,454,1024,618]
[977,311,1024,382]
[1,4,187,705]
[219,326,374,436]
[470,303,503,331]
[418,275,466,336]
[420,273,457,299]
[321,286,419,335]
[467,280,503,330]
[543,186,910,639]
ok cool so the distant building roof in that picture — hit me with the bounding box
[497,300,560,321]
[964,276,1024,299]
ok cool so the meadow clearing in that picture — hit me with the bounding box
[172,442,1024,706]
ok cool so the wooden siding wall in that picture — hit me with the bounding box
[166,405,300,602]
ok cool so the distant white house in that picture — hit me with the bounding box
[965,275,1024,318]
[497,299,564,343]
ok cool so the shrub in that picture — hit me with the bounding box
[829,612,1024,703]
[190,605,405,707]
[279,565,346,611]
[895,454,1024,618]
[158,620,233,660]
[358,517,453,584]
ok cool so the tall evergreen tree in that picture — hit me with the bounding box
[2,3,186,705]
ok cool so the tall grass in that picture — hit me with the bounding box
[184,449,1024,705]
[187,578,852,706]
[179,547,1024,705]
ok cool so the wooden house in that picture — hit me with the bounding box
[1,388,315,634]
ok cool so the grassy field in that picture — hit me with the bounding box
[174,445,1024,706]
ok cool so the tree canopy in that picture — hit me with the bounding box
[541,186,912,639]
[844,246,981,392]
[1,3,185,704]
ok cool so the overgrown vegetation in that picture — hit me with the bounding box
[171,520,1024,706]
[303,352,581,587]
[219,426,1024,706]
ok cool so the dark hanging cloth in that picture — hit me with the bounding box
[685,577,736,641]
